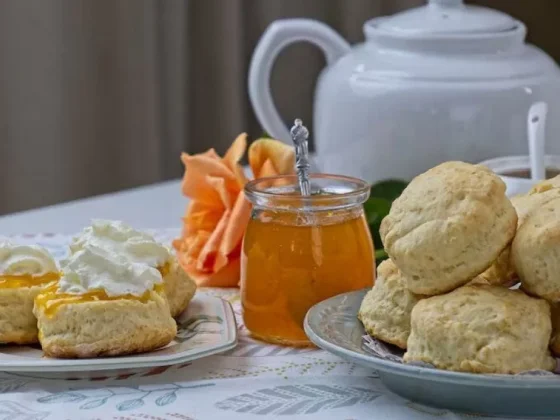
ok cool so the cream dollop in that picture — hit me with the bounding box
[70,220,170,267]
[0,241,58,276]
[58,245,163,297]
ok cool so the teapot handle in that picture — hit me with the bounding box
[249,19,351,142]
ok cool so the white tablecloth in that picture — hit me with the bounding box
[0,232,524,420]
[0,180,185,235]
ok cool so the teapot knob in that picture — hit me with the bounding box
[429,0,463,6]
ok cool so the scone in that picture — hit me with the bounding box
[160,257,197,317]
[529,174,560,194]
[511,192,560,301]
[0,242,59,344]
[404,285,555,374]
[472,195,532,287]
[471,248,516,287]
[34,246,177,358]
[358,259,423,349]
[71,220,196,317]
[380,162,517,295]
[550,304,560,357]
[510,189,560,226]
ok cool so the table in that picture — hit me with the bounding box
[0,180,185,235]
[0,182,524,419]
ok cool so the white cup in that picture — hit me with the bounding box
[478,155,560,197]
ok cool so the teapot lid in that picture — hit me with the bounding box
[376,0,517,35]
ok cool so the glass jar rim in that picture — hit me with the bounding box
[244,173,370,211]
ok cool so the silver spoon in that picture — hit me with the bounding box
[290,119,311,196]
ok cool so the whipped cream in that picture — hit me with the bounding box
[70,220,170,267]
[0,241,58,276]
[58,245,162,297]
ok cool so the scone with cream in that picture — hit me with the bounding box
[358,259,423,349]
[34,245,177,358]
[71,220,196,317]
[404,285,555,374]
[0,242,59,344]
[380,161,517,295]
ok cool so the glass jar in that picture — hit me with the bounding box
[241,174,375,346]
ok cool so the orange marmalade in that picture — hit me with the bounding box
[241,174,375,346]
[0,272,60,289]
[35,263,169,317]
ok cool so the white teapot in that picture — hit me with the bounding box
[249,0,560,184]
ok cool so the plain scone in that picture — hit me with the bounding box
[472,194,541,287]
[529,174,560,194]
[471,248,516,287]
[550,304,560,357]
[164,257,197,318]
[380,161,517,295]
[0,285,45,344]
[404,285,556,374]
[34,288,177,358]
[358,259,423,349]
[512,191,560,302]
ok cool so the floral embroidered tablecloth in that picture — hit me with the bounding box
[0,231,522,420]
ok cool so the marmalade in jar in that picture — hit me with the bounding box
[241,174,375,346]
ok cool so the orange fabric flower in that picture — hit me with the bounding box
[173,134,295,287]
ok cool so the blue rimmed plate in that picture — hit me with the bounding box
[304,289,560,419]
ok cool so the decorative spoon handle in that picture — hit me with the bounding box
[290,119,311,196]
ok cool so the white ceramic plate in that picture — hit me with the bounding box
[0,294,237,372]
[304,290,560,419]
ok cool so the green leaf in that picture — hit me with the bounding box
[364,179,408,266]
[363,197,391,249]
[370,180,408,201]
[375,249,387,260]
[375,249,388,266]
[364,197,391,226]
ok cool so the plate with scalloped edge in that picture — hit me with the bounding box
[304,289,560,419]
[0,293,237,372]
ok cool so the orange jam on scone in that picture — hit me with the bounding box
[35,282,164,317]
[36,242,166,318]
[0,272,60,289]
[0,242,60,344]
[0,242,60,288]
[158,262,171,277]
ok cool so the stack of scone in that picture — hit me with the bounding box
[359,161,560,374]
[0,220,197,359]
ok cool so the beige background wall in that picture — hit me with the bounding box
[0,0,557,214]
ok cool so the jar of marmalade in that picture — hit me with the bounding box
[241,174,375,346]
